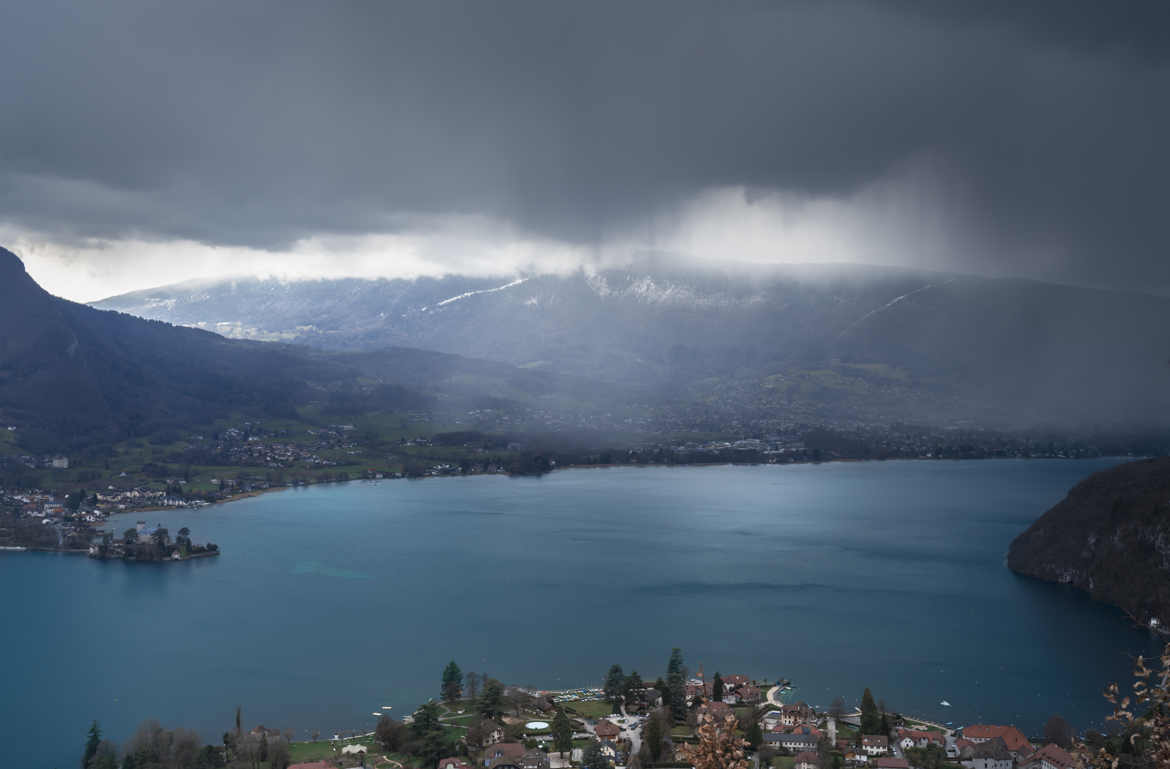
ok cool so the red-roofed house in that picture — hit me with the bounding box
[962,725,1033,758]
[874,759,910,769]
[736,685,762,704]
[862,735,889,756]
[594,720,621,739]
[795,752,819,769]
[484,742,527,769]
[781,702,815,727]
[1021,744,1078,769]
[698,701,734,721]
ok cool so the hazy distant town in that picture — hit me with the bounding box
[1,413,1159,554]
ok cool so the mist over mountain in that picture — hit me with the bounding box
[0,247,628,450]
[95,261,1170,431]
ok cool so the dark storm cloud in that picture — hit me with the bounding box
[1,0,1168,289]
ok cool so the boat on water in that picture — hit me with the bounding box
[940,700,952,707]
[381,705,392,709]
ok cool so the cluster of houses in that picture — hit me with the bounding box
[950,725,1078,769]
[752,698,1079,769]
[686,674,762,706]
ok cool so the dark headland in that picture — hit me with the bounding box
[1007,457,1170,630]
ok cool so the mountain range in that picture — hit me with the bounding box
[0,247,622,451]
[94,260,1170,431]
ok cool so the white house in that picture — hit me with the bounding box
[761,710,785,731]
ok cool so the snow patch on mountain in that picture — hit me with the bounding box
[433,277,528,308]
[587,272,762,307]
[837,279,954,337]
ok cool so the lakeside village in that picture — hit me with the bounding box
[77,649,1162,769]
[0,484,219,560]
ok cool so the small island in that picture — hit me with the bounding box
[89,520,219,562]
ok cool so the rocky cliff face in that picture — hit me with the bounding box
[1007,457,1170,627]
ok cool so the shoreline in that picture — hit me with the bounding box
[198,452,1134,509]
[14,455,1133,555]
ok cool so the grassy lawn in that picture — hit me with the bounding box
[773,758,796,769]
[288,737,394,763]
[562,700,616,719]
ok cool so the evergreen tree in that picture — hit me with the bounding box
[442,660,464,703]
[376,715,408,752]
[479,678,506,721]
[654,677,670,710]
[666,648,687,723]
[553,708,574,756]
[712,673,724,702]
[644,707,669,762]
[91,742,117,769]
[413,701,447,766]
[82,721,102,769]
[604,664,626,712]
[860,689,879,734]
[747,720,763,751]
[414,701,443,735]
[623,671,645,710]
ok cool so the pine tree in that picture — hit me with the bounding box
[414,701,447,766]
[442,660,464,703]
[479,678,506,720]
[644,708,667,762]
[604,664,626,712]
[667,648,687,723]
[712,672,724,702]
[654,677,669,710]
[553,708,574,756]
[82,721,102,769]
[860,689,879,734]
[747,720,763,750]
[91,742,117,769]
[623,671,645,711]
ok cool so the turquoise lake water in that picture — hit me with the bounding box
[2,459,1161,767]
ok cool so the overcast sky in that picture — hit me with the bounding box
[2,0,1168,301]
